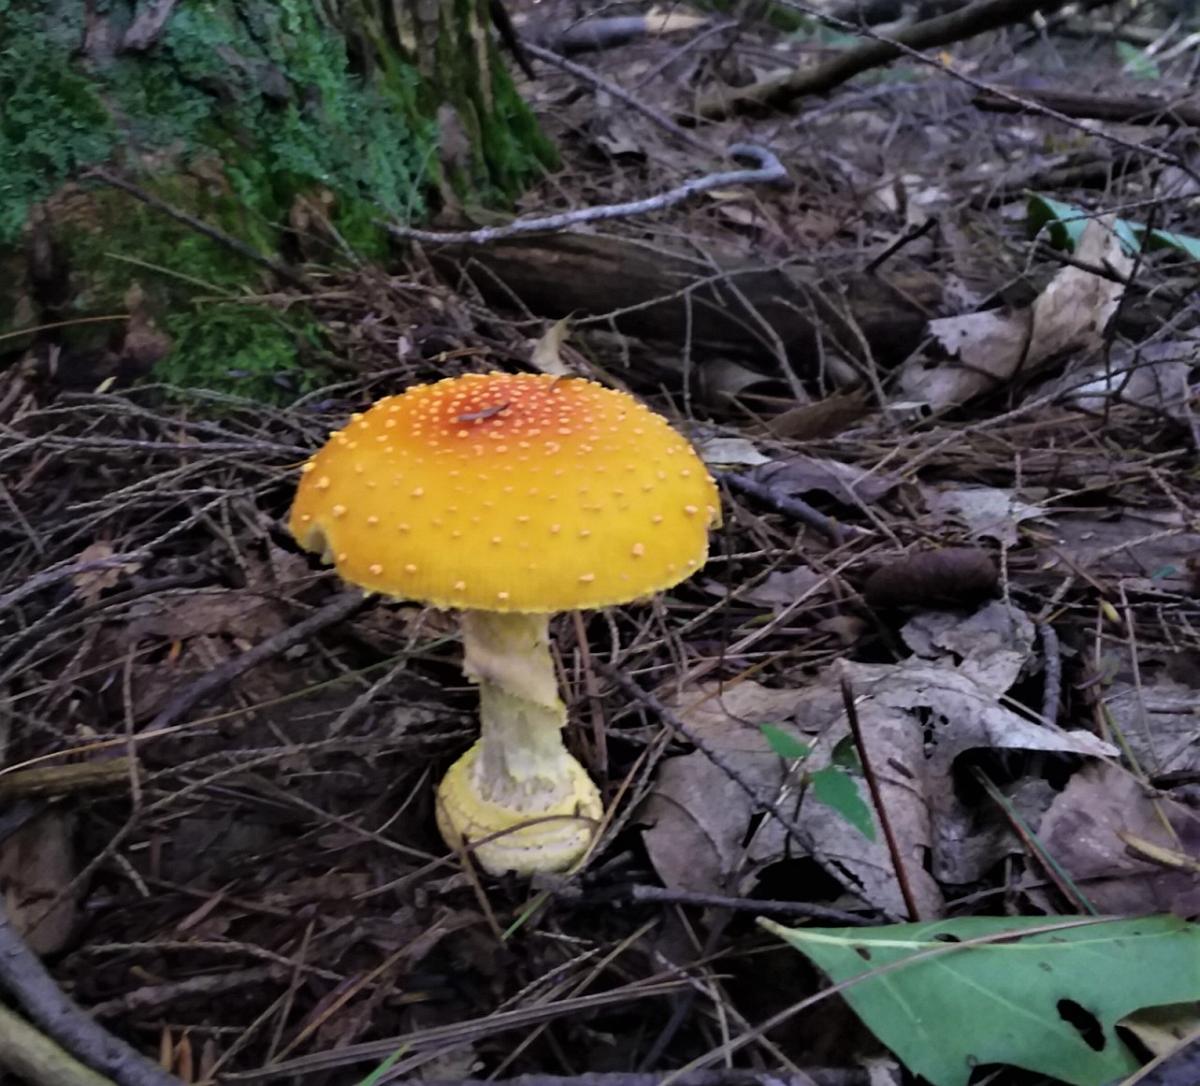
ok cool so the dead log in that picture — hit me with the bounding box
[432,233,937,387]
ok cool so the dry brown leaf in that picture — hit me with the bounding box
[641,604,1116,915]
[126,590,289,642]
[754,454,897,506]
[0,810,78,954]
[72,541,140,602]
[900,217,1132,409]
[1035,763,1200,916]
[643,7,710,34]
[698,436,769,467]
[1098,658,1200,776]
[921,484,1044,545]
[767,388,873,440]
[529,316,573,376]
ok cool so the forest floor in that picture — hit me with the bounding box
[2,3,1200,1085]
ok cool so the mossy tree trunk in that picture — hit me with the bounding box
[0,0,554,399]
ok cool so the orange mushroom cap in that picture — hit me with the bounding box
[288,372,721,613]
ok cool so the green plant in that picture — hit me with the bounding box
[764,914,1200,1086]
[760,724,876,840]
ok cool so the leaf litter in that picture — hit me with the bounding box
[3,4,1200,1084]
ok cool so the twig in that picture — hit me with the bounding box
[143,590,364,734]
[0,901,180,1086]
[838,674,921,921]
[383,145,787,246]
[974,85,1200,128]
[722,472,862,545]
[419,1073,868,1086]
[0,757,135,801]
[697,0,1056,117]
[0,1004,115,1086]
[524,42,715,154]
[85,168,307,287]
[1038,622,1061,726]
[562,883,869,924]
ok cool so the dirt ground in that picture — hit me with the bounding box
[2,3,1200,1084]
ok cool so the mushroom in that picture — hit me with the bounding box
[288,372,720,875]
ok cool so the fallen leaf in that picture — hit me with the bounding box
[643,7,710,34]
[764,914,1200,1086]
[1044,509,1200,596]
[1034,763,1200,916]
[921,484,1044,545]
[767,388,873,440]
[1099,660,1200,776]
[900,217,1133,409]
[126,591,289,642]
[642,605,1116,915]
[754,455,897,506]
[529,317,573,376]
[741,566,828,606]
[1051,342,1193,420]
[698,436,770,468]
[72,542,140,603]
[0,810,78,954]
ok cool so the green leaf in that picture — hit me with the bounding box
[830,733,863,773]
[809,766,875,840]
[760,724,811,761]
[1027,194,1200,262]
[762,914,1200,1086]
[1116,40,1161,80]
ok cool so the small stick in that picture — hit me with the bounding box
[722,472,858,545]
[0,1004,115,1086]
[557,882,868,925]
[839,674,921,921]
[143,591,363,734]
[1038,622,1062,726]
[420,1071,867,1086]
[0,758,135,801]
[0,902,180,1086]
[383,145,786,246]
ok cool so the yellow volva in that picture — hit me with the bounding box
[289,372,720,875]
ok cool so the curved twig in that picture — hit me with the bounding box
[382,145,787,246]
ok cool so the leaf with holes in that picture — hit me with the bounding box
[762,914,1200,1086]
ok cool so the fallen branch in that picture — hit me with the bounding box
[0,901,180,1086]
[973,85,1200,127]
[695,0,1055,118]
[0,758,135,801]
[421,1072,869,1086]
[0,1004,115,1086]
[384,145,786,246]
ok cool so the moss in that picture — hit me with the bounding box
[0,4,115,241]
[0,0,553,400]
[160,304,329,405]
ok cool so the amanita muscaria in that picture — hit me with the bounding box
[289,372,719,874]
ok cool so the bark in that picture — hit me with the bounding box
[0,0,552,391]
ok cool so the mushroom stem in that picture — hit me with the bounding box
[463,611,571,800]
[435,610,602,874]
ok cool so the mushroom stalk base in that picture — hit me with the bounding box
[436,611,602,875]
